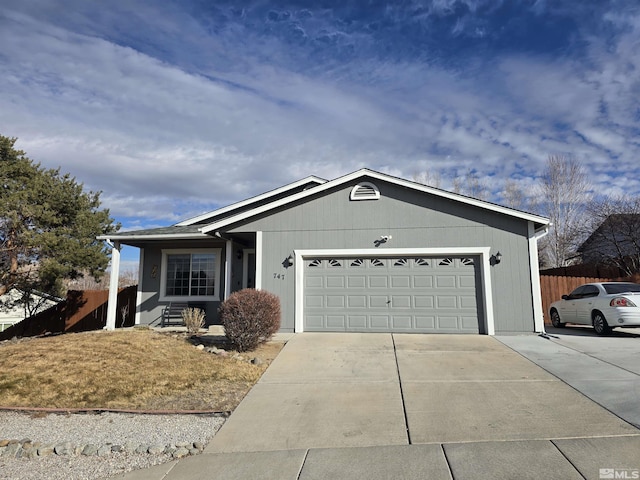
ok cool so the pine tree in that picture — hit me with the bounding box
[0,135,119,302]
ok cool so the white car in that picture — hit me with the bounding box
[549,282,640,335]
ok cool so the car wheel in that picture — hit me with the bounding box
[592,312,611,336]
[550,310,565,328]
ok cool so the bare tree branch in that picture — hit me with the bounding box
[537,155,591,267]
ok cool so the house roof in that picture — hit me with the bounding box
[97,224,209,242]
[198,168,549,234]
[578,213,640,252]
[176,175,327,226]
[100,168,549,243]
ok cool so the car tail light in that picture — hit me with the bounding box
[610,297,637,307]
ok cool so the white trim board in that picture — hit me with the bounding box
[529,222,549,333]
[293,247,495,335]
[177,176,327,226]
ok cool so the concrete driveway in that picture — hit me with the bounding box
[113,333,640,480]
[206,333,636,453]
[498,326,640,428]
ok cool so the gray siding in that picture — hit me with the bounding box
[228,181,535,333]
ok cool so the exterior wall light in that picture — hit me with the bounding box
[285,254,294,267]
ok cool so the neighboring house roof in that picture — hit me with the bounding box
[578,214,640,253]
[0,289,62,323]
[100,168,549,243]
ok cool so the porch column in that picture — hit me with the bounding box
[224,239,233,300]
[255,231,262,290]
[105,240,121,330]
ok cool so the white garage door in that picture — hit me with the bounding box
[303,256,482,333]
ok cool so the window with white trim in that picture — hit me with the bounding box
[160,249,221,301]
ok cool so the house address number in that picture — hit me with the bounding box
[273,273,286,280]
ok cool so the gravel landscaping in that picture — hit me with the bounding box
[0,410,226,480]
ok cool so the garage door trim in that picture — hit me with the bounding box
[294,247,494,335]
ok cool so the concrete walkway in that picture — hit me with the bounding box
[109,333,640,480]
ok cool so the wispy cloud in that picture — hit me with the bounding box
[1,0,639,230]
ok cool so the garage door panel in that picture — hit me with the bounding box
[437,316,459,329]
[459,295,477,308]
[391,276,411,288]
[369,276,388,288]
[414,296,434,308]
[414,276,433,288]
[326,296,346,308]
[326,315,346,328]
[436,296,457,309]
[348,295,367,308]
[326,276,344,288]
[391,296,411,308]
[461,316,479,329]
[306,315,324,329]
[347,315,367,328]
[370,316,391,328]
[459,276,476,288]
[347,276,366,288]
[306,295,324,308]
[370,296,389,308]
[436,276,456,288]
[304,255,482,333]
[306,277,323,288]
[415,316,436,329]
[392,316,413,329]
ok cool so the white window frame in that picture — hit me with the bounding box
[160,248,221,302]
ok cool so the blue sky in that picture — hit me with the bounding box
[2,1,640,266]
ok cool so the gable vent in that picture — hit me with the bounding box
[350,182,380,201]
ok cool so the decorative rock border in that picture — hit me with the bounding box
[0,439,205,460]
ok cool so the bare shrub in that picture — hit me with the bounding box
[182,308,205,336]
[219,289,281,352]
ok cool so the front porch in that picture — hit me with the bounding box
[101,230,259,330]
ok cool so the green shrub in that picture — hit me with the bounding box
[219,289,281,352]
[182,308,205,336]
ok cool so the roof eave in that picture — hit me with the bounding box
[176,175,328,226]
[97,233,210,242]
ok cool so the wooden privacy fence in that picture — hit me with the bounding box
[0,285,137,340]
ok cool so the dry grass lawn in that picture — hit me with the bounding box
[0,329,284,412]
